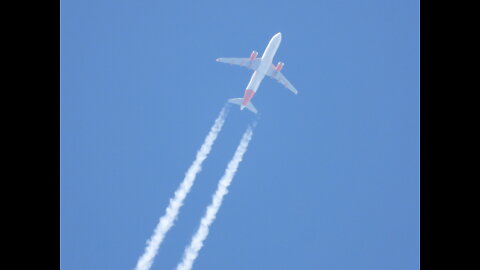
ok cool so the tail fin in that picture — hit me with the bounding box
[228,98,258,114]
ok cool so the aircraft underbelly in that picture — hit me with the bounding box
[246,34,280,92]
[246,70,266,92]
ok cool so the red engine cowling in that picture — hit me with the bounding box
[249,50,258,61]
[275,61,284,72]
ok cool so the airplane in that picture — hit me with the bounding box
[216,32,298,114]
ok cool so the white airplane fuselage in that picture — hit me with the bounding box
[241,32,282,110]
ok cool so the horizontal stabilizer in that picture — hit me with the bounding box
[245,102,257,114]
[228,98,258,114]
[228,98,243,106]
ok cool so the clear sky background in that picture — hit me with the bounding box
[60,0,419,269]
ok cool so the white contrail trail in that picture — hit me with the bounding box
[135,106,229,270]
[176,126,254,270]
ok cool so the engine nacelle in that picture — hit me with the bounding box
[275,61,284,72]
[249,50,258,61]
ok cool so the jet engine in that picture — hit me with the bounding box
[275,61,284,72]
[249,50,258,61]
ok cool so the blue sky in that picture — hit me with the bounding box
[60,0,419,269]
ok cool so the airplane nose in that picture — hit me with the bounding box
[276,32,282,39]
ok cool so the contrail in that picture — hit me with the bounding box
[135,106,229,270]
[176,126,254,270]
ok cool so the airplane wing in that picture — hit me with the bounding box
[216,58,262,71]
[266,65,298,95]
